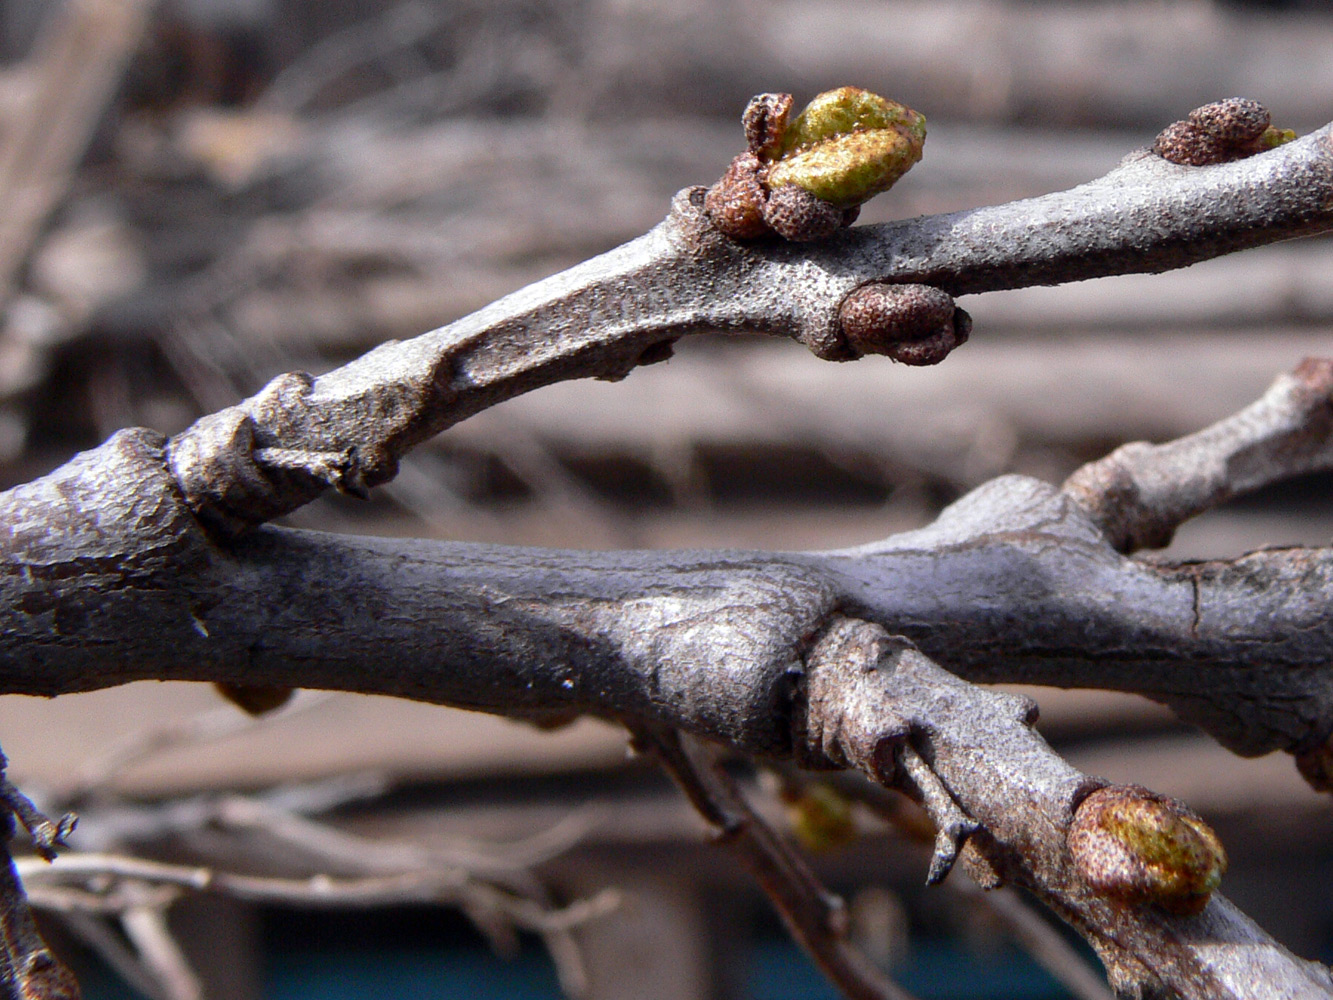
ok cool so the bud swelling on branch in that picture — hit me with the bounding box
[706,87,926,242]
[1068,785,1226,916]
[1153,97,1296,166]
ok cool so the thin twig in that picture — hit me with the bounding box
[213,794,598,876]
[258,2,443,114]
[0,0,154,307]
[65,691,337,799]
[120,905,203,1000]
[958,884,1116,1000]
[20,853,620,935]
[0,769,74,862]
[1064,357,1333,552]
[629,722,918,1000]
[60,910,165,1000]
[162,123,1333,533]
[0,824,79,999]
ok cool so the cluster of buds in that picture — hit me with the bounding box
[705,88,927,242]
[1153,98,1296,166]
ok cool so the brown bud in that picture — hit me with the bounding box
[743,92,794,160]
[1069,785,1226,916]
[215,681,297,715]
[762,182,843,241]
[1187,97,1270,144]
[888,313,970,366]
[838,283,969,365]
[1154,98,1278,166]
[1153,120,1222,166]
[1296,732,1333,792]
[704,152,769,239]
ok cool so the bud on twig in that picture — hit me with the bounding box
[1068,785,1226,916]
[835,283,970,365]
[706,87,926,242]
[1153,98,1296,166]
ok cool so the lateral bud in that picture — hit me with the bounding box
[1068,784,1226,916]
[1153,97,1295,166]
[835,283,970,365]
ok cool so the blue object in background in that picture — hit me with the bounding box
[74,920,1080,999]
[750,938,1073,1000]
[268,948,564,1000]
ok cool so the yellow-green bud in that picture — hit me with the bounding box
[706,87,926,242]
[783,781,857,853]
[765,87,926,209]
[1069,785,1226,916]
[1260,125,1297,149]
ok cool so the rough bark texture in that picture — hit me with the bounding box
[5,109,1333,998]
[161,126,1333,531]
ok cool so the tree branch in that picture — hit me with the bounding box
[5,107,1333,999]
[1064,357,1333,553]
[5,362,1333,994]
[7,362,1332,762]
[628,723,913,1000]
[162,124,1333,532]
[794,618,1333,1000]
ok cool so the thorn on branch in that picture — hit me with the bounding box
[896,746,980,886]
[1153,98,1296,166]
[0,754,80,999]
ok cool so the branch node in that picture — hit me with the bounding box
[168,373,372,535]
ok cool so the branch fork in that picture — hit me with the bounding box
[5,96,1333,999]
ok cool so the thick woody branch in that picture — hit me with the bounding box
[2,361,1332,992]
[163,124,1333,532]
[7,356,1333,760]
[795,619,1333,1000]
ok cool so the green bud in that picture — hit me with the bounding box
[765,87,926,209]
[1260,125,1297,149]
[784,781,857,853]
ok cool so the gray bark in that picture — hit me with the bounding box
[5,112,1333,998]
